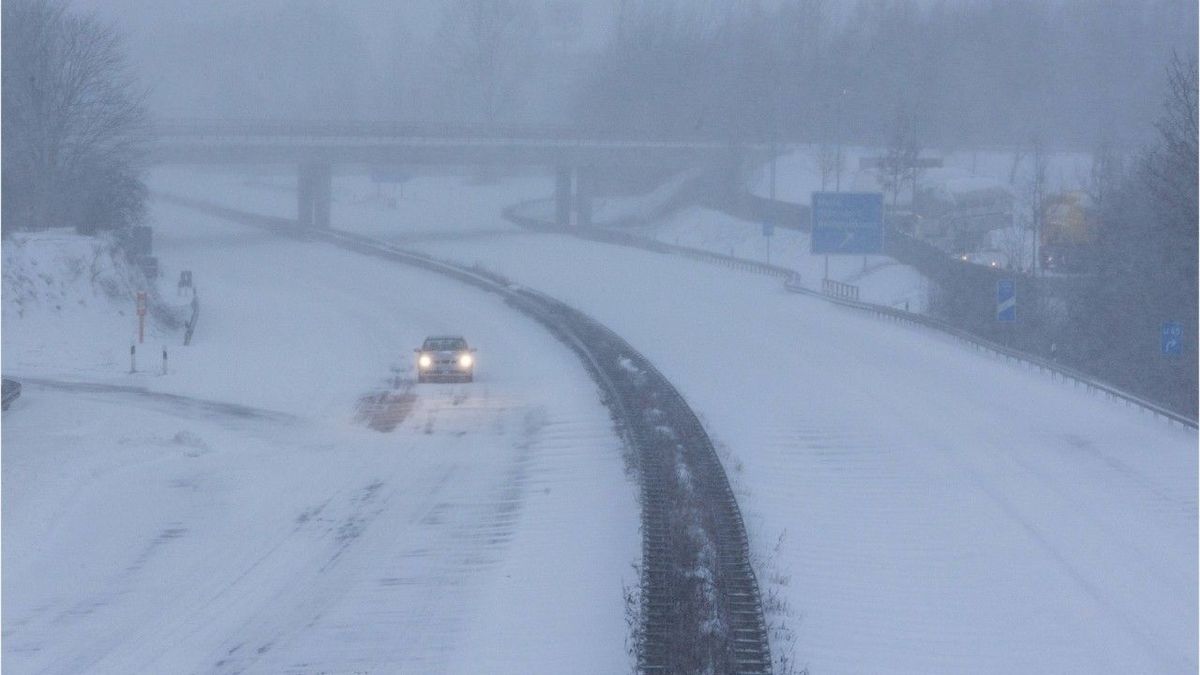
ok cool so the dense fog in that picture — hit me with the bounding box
[79,0,1196,148]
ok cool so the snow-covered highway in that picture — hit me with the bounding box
[149,168,1198,674]
[2,200,638,673]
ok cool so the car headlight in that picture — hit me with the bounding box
[418,354,432,368]
[459,353,473,368]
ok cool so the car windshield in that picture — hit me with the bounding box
[424,338,466,351]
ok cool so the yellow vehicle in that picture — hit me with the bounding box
[1041,191,1098,272]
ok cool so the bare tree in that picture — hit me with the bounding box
[2,0,147,236]
[878,108,921,206]
[1145,53,1199,225]
[815,142,842,191]
[1086,139,1124,211]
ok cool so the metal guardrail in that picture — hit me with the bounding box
[157,192,774,674]
[804,291,1198,428]
[505,199,1197,429]
[822,278,860,301]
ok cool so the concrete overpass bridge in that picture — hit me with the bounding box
[148,120,768,227]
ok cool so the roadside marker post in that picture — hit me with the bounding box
[162,347,168,375]
[130,344,136,374]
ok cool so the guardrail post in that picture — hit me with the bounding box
[575,166,594,227]
[313,162,332,228]
[297,162,315,227]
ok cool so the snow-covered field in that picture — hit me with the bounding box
[149,166,1198,674]
[2,197,638,673]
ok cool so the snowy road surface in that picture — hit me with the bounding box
[152,168,1198,674]
[2,201,637,673]
[409,232,1199,675]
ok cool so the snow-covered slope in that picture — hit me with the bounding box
[2,231,178,379]
[149,166,1197,674]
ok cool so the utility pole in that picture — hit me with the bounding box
[836,88,848,192]
[764,42,780,267]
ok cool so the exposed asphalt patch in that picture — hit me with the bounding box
[354,384,418,433]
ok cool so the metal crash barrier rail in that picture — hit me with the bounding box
[821,278,860,301]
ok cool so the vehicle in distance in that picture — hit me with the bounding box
[415,336,476,383]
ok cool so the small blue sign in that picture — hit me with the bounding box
[996,279,1016,322]
[762,222,774,237]
[811,192,884,255]
[1161,321,1183,356]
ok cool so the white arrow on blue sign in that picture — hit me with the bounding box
[996,279,1016,322]
[1161,321,1183,356]
[811,192,884,255]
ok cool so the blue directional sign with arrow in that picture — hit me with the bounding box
[811,192,884,255]
[996,279,1016,322]
[1161,321,1183,356]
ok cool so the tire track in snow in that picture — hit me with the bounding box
[156,192,772,673]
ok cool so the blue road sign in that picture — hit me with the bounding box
[996,279,1016,322]
[1161,321,1183,356]
[811,192,884,255]
[762,222,774,237]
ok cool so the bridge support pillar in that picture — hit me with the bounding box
[298,164,315,227]
[575,166,593,228]
[297,161,332,228]
[555,167,572,227]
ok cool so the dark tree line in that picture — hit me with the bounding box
[1073,55,1198,414]
[575,0,1196,149]
[915,55,1197,415]
[2,0,148,235]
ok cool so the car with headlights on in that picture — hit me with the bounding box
[415,336,476,383]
